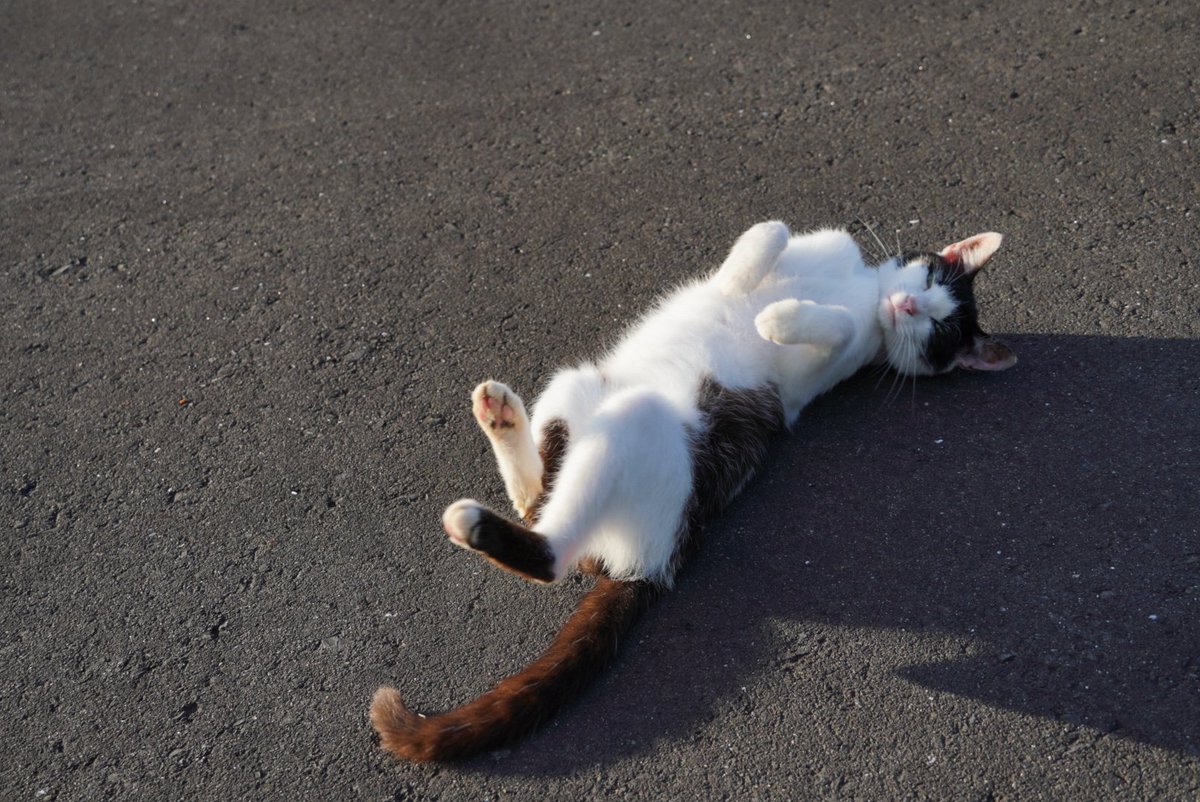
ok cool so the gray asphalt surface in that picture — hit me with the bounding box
[3,1,1198,800]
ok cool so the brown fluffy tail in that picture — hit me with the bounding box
[370,576,658,762]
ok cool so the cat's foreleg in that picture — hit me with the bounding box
[714,221,790,296]
[755,300,855,350]
[471,380,543,520]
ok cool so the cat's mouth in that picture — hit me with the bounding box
[882,298,902,328]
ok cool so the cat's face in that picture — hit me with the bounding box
[877,233,1016,376]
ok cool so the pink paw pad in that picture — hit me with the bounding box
[472,383,519,430]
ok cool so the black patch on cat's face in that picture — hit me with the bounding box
[902,252,986,373]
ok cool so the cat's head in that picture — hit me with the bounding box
[877,232,1016,376]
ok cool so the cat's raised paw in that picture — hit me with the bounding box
[441,498,556,583]
[755,299,805,344]
[755,299,854,348]
[443,498,484,550]
[471,380,528,434]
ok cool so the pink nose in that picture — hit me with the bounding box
[893,296,917,315]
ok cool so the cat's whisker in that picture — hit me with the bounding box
[858,218,891,263]
[871,360,893,391]
[892,336,917,403]
[883,368,900,404]
[907,335,922,405]
[909,357,919,414]
[884,336,914,405]
[905,337,920,404]
[881,343,902,403]
[851,219,877,262]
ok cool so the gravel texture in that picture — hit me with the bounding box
[2,1,1198,800]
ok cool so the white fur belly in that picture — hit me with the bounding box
[601,283,780,407]
[532,383,693,583]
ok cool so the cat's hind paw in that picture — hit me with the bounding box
[443,498,485,550]
[442,498,556,583]
[469,380,544,522]
[471,380,529,435]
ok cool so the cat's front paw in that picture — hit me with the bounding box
[755,299,806,344]
[756,299,854,348]
[471,380,529,435]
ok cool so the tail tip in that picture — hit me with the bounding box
[370,686,428,761]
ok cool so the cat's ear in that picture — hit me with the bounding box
[955,336,1017,371]
[940,232,1003,275]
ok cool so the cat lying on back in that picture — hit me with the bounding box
[371,221,1016,761]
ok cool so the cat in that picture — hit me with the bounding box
[370,221,1016,762]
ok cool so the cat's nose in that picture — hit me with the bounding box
[892,295,917,316]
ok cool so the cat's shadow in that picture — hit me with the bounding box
[458,334,1200,775]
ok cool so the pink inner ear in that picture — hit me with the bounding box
[939,232,1003,274]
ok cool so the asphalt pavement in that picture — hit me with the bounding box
[2,1,1198,799]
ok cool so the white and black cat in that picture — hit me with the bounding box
[371,221,1015,761]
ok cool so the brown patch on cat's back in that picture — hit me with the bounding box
[538,419,570,477]
[670,378,786,575]
[576,556,608,576]
[526,419,570,524]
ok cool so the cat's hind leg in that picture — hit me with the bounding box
[714,220,790,296]
[529,387,690,583]
[443,499,556,583]
[471,380,543,521]
[446,387,689,585]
